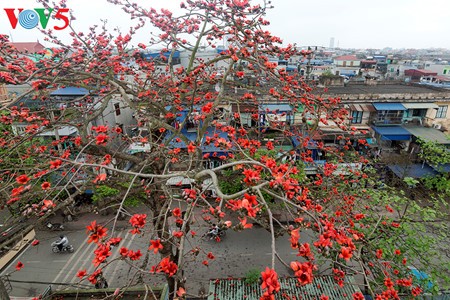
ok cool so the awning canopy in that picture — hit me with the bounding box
[348,104,376,112]
[373,103,406,111]
[372,126,411,141]
[388,164,438,179]
[402,103,439,109]
[406,127,450,144]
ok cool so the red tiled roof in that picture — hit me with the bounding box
[404,69,437,76]
[9,42,45,53]
[334,55,359,61]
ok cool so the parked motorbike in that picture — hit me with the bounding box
[51,241,74,253]
[47,222,65,231]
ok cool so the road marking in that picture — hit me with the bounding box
[107,230,137,285]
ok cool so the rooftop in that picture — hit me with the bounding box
[323,83,450,101]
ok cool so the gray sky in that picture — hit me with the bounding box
[1,0,449,49]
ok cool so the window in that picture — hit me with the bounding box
[436,106,448,119]
[351,111,363,124]
[114,103,121,116]
[444,69,448,75]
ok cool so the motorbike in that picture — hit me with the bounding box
[46,222,65,231]
[51,241,74,253]
[202,227,226,241]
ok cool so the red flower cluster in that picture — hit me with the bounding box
[260,267,280,300]
[291,261,316,285]
[93,243,111,266]
[129,214,147,234]
[156,257,178,277]
[86,221,108,244]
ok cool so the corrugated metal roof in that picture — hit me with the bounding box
[51,87,90,96]
[373,103,406,111]
[388,164,438,179]
[208,276,362,300]
[166,176,194,186]
[260,104,292,112]
[349,103,376,112]
[402,103,439,109]
[406,126,450,144]
[372,126,410,136]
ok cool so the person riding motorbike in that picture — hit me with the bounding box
[208,224,220,237]
[55,234,69,251]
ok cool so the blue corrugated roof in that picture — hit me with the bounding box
[372,126,410,135]
[373,103,406,110]
[51,87,89,96]
[388,164,438,178]
[373,126,411,141]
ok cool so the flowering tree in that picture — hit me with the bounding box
[0,0,447,299]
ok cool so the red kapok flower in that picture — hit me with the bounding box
[77,269,87,278]
[119,247,129,257]
[156,257,178,277]
[16,261,24,271]
[260,267,280,297]
[187,142,196,153]
[172,207,182,218]
[149,239,163,254]
[86,220,108,244]
[129,214,147,234]
[16,175,30,185]
[41,182,51,190]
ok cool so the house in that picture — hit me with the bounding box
[324,83,450,152]
[8,41,45,54]
[333,55,361,68]
[404,69,437,81]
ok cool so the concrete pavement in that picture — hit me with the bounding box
[1,206,311,298]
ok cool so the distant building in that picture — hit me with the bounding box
[329,37,335,49]
[8,41,45,53]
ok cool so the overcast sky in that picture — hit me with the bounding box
[1,0,449,50]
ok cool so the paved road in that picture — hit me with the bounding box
[1,215,313,298]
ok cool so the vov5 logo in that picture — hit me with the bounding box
[4,8,70,30]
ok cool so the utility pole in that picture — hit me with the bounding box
[0,277,11,300]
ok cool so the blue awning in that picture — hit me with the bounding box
[373,103,406,111]
[51,87,90,96]
[372,126,411,141]
[388,164,438,178]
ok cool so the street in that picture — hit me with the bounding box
[1,214,313,298]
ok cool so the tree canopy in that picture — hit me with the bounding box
[0,0,449,299]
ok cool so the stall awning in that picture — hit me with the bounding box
[405,126,450,145]
[373,103,406,111]
[348,104,376,112]
[402,103,439,109]
[388,164,438,179]
[372,126,411,141]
